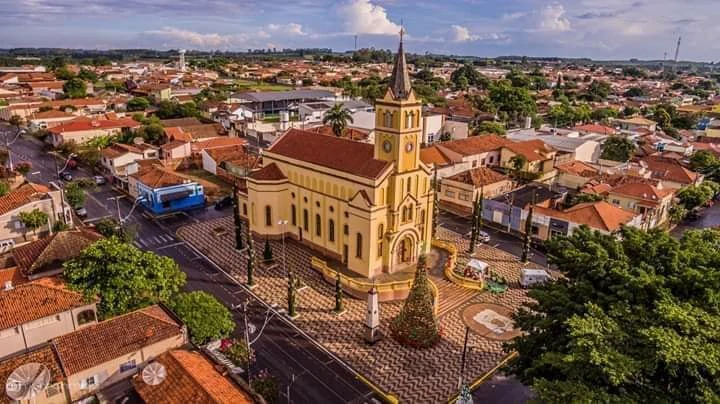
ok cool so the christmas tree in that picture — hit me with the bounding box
[390,254,441,348]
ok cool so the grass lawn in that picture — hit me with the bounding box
[235,80,293,92]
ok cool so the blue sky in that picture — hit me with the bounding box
[1,0,717,61]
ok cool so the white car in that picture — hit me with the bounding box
[74,207,88,217]
[465,230,491,243]
[93,175,107,185]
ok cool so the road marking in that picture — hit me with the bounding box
[133,241,142,248]
[137,239,147,247]
[151,236,161,244]
[154,241,187,251]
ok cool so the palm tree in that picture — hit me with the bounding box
[322,104,353,137]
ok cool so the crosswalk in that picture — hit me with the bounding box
[133,234,176,249]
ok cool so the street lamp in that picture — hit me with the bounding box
[278,220,289,276]
[2,128,26,172]
[107,195,146,225]
[231,301,280,382]
[54,153,77,225]
[286,370,307,404]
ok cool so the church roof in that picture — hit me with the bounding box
[268,129,391,180]
[389,35,412,100]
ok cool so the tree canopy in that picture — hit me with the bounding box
[127,97,151,112]
[450,63,489,90]
[322,104,353,137]
[62,78,87,99]
[601,136,636,162]
[169,291,235,345]
[507,227,720,403]
[19,209,48,235]
[64,237,186,319]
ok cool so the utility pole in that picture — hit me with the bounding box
[673,36,682,72]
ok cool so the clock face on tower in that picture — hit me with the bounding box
[383,140,392,153]
[405,142,414,153]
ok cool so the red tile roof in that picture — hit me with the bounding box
[306,125,370,141]
[435,134,510,156]
[12,229,103,277]
[192,137,247,153]
[49,118,140,134]
[0,345,65,404]
[53,305,183,375]
[132,166,188,189]
[574,123,618,135]
[419,145,453,166]
[609,183,673,203]
[0,279,90,330]
[640,157,698,185]
[0,183,51,216]
[444,167,510,187]
[503,139,554,161]
[268,129,391,179]
[133,350,254,404]
[249,163,287,181]
[534,201,638,232]
[556,160,599,177]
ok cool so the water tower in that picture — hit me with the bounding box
[178,49,186,72]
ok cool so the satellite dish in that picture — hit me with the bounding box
[142,362,167,386]
[133,137,144,145]
[5,363,51,401]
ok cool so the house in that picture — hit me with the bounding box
[422,112,444,144]
[132,350,256,404]
[0,279,98,359]
[606,182,673,228]
[555,160,600,189]
[614,116,658,132]
[0,183,71,248]
[500,140,558,182]
[130,166,205,215]
[298,99,372,124]
[201,145,257,178]
[638,156,702,189]
[528,201,642,240]
[10,228,103,280]
[100,143,159,189]
[160,140,192,161]
[0,344,68,404]
[49,118,140,147]
[52,305,186,402]
[231,89,338,114]
[507,132,601,163]
[484,183,566,233]
[574,123,618,137]
[439,167,513,216]
[420,134,511,178]
[164,124,226,143]
[27,110,77,131]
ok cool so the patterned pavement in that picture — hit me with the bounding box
[178,217,533,403]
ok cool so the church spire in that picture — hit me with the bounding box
[389,25,412,100]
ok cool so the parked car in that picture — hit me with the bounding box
[59,171,72,181]
[93,175,107,185]
[520,268,552,288]
[465,230,491,243]
[74,206,87,217]
[214,196,233,210]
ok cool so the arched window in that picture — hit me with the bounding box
[407,177,412,193]
[77,309,96,326]
[408,206,413,221]
[328,219,335,242]
[420,210,425,224]
[265,206,272,227]
[378,224,384,240]
[401,207,407,222]
[291,205,297,226]
[356,233,363,258]
[405,112,411,129]
[343,224,349,235]
[303,209,309,231]
[242,203,247,215]
[384,111,393,127]
[315,214,322,237]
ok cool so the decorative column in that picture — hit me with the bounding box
[364,286,381,344]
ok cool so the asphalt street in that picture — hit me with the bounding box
[1,129,377,404]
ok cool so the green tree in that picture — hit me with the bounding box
[677,181,719,210]
[468,194,482,254]
[584,80,612,101]
[263,238,273,261]
[19,209,48,237]
[77,69,98,82]
[170,291,234,345]
[690,150,720,178]
[62,78,87,99]
[64,238,186,319]
[55,67,74,80]
[64,181,85,208]
[322,104,354,137]
[127,97,151,112]
[136,124,164,144]
[0,182,9,197]
[601,136,635,162]
[334,271,344,313]
[590,107,618,123]
[484,81,536,125]
[451,64,489,90]
[474,121,506,136]
[507,227,720,403]
[623,87,646,98]
[390,255,440,348]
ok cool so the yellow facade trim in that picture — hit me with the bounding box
[446,352,519,403]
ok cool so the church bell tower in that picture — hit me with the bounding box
[374,28,422,174]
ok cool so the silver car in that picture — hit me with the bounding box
[465,230,491,243]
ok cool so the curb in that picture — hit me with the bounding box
[176,228,389,402]
[446,351,519,403]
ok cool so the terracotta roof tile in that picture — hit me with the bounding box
[503,139,554,161]
[133,350,254,404]
[609,182,673,203]
[556,160,599,177]
[574,123,618,135]
[132,166,189,189]
[53,305,183,375]
[306,125,370,141]
[49,118,140,134]
[436,134,510,156]
[249,163,287,181]
[0,280,89,330]
[12,229,103,277]
[0,345,64,404]
[192,137,247,153]
[534,201,637,232]
[640,157,698,185]
[268,129,391,179]
[419,145,453,166]
[444,167,510,187]
[0,268,26,288]
[0,183,52,216]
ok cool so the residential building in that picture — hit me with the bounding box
[231,89,338,114]
[298,99,372,124]
[614,116,658,132]
[130,166,205,215]
[49,118,140,147]
[100,143,159,188]
[27,111,77,131]
[499,140,558,182]
[132,350,256,404]
[52,305,186,402]
[439,167,513,216]
[507,131,601,163]
[638,156,702,189]
[0,279,98,359]
[160,140,192,161]
[202,145,257,178]
[419,134,511,178]
[528,201,642,240]
[555,160,600,189]
[606,182,673,228]
[484,183,566,233]
[0,345,68,404]
[0,183,71,248]
[422,112,443,145]
[240,38,434,278]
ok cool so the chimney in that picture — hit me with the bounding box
[4,281,12,291]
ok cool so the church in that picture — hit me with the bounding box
[239,36,434,279]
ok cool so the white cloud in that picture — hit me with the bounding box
[449,25,509,43]
[340,0,401,35]
[266,23,307,36]
[537,4,571,32]
[144,27,235,47]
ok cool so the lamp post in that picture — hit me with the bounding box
[278,219,289,276]
[231,300,279,382]
[2,127,25,172]
[54,153,77,225]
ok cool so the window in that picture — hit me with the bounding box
[328,219,335,242]
[265,206,272,227]
[472,160,477,168]
[378,224,384,240]
[408,207,413,221]
[445,190,455,198]
[401,207,407,222]
[531,225,540,236]
[611,199,620,205]
[120,359,137,373]
[384,111,393,127]
[303,209,309,231]
[81,376,96,389]
[343,224,349,235]
[77,310,96,326]
[291,205,297,226]
[481,158,486,166]
[377,242,383,257]
[315,214,322,237]
[242,203,247,215]
[489,156,495,164]
[356,233,363,258]
[407,177,411,193]
[405,113,411,128]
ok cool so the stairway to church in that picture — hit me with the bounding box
[427,248,479,317]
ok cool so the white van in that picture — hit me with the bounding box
[520,268,551,288]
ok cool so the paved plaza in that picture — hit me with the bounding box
[178,217,533,403]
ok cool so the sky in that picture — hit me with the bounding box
[0,0,718,61]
